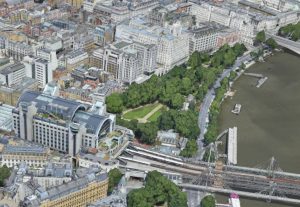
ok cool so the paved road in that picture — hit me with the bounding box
[196,53,252,159]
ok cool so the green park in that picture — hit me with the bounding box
[106,43,248,157]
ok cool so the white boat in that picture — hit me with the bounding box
[229,193,241,207]
[231,104,241,115]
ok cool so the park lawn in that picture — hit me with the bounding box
[123,103,159,120]
[147,110,162,122]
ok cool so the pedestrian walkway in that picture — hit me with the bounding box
[138,104,163,123]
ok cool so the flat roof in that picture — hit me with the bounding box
[4,145,47,154]
[0,62,25,75]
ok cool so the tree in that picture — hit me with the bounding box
[127,171,188,207]
[0,165,10,187]
[174,110,200,139]
[265,38,278,49]
[255,31,266,44]
[188,51,202,68]
[106,93,124,114]
[181,77,192,95]
[136,122,158,145]
[180,139,198,158]
[108,168,123,194]
[171,93,185,109]
[158,110,176,130]
[201,195,216,207]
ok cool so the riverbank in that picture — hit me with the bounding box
[217,51,300,207]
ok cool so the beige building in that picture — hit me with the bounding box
[66,0,84,9]
[0,77,39,106]
[2,145,49,168]
[24,173,108,207]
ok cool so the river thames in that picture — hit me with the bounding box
[217,51,300,207]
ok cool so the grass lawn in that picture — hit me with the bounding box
[123,103,159,120]
[147,110,162,122]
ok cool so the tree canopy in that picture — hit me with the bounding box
[265,38,278,49]
[255,31,266,44]
[106,93,124,114]
[201,195,216,207]
[279,22,300,41]
[108,168,123,194]
[0,165,10,187]
[127,171,188,207]
[179,139,198,157]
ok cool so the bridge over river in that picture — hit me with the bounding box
[266,33,300,55]
[118,144,300,205]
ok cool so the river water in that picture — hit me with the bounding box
[216,51,300,207]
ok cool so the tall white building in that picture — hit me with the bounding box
[23,57,53,87]
[189,24,222,54]
[91,41,157,83]
[116,19,189,72]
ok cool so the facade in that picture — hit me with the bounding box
[132,42,157,74]
[23,173,108,207]
[13,91,114,156]
[66,49,89,71]
[116,19,189,72]
[2,145,49,168]
[0,62,26,87]
[94,0,159,23]
[5,40,33,61]
[23,57,53,87]
[0,77,38,106]
[34,58,53,87]
[0,103,14,131]
[94,25,115,46]
[189,24,222,54]
[189,1,300,45]
[90,41,154,84]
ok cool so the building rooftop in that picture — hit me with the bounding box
[17,91,87,121]
[73,111,111,134]
[42,173,107,202]
[0,62,24,75]
[4,145,47,154]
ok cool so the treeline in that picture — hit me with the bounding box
[127,171,187,207]
[204,76,231,144]
[279,23,300,41]
[255,31,278,49]
[0,165,10,187]
[107,43,247,156]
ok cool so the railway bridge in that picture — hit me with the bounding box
[118,144,300,205]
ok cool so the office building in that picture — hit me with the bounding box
[66,49,89,71]
[0,77,39,106]
[5,40,33,61]
[13,91,115,156]
[23,57,53,87]
[116,18,189,72]
[2,145,49,168]
[189,24,223,54]
[0,62,26,87]
[91,40,156,83]
[94,0,159,23]
[23,172,108,207]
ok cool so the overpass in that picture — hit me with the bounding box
[118,144,300,205]
[266,33,300,54]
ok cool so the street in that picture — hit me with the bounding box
[196,53,252,159]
